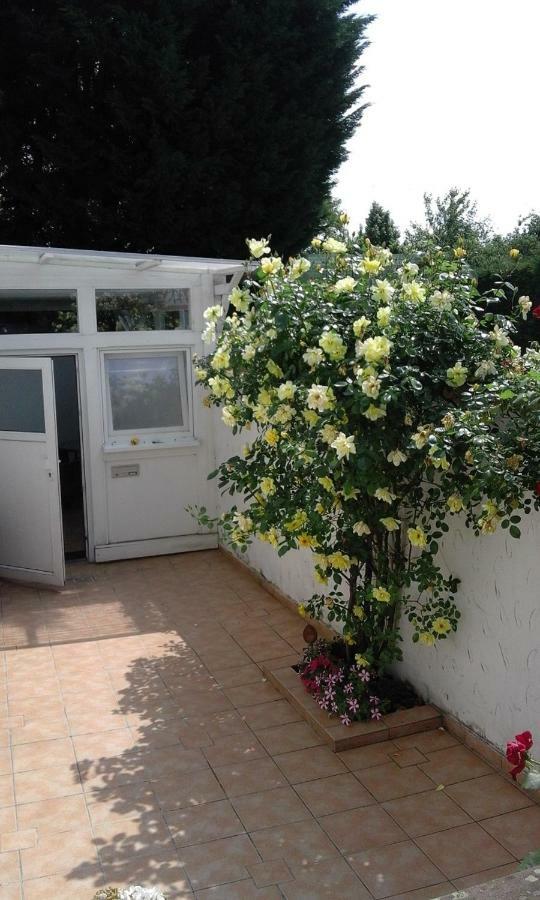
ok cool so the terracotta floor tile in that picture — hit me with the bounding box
[232,787,311,831]
[481,805,540,857]
[273,746,347,784]
[14,764,82,804]
[416,822,515,878]
[338,741,399,771]
[250,818,340,866]
[419,746,492,786]
[382,791,472,837]
[178,834,260,890]
[239,701,302,731]
[0,774,15,808]
[384,884,454,900]
[319,805,407,854]
[281,857,371,899]
[224,684,281,709]
[213,758,288,798]
[249,859,293,887]
[0,747,11,777]
[204,733,268,768]
[93,813,175,862]
[100,850,192,897]
[294,773,375,817]
[11,719,70,746]
[0,884,22,900]
[12,738,76,773]
[152,769,226,812]
[390,749,428,768]
[356,763,435,802]
[87,782,159,826]
[445,774,533,820]
[255,722,323,756]
[20,829,99,880]
[349,839,446,899]
[0,805,17,834]
[166,798,245,846]
[22,873,104,900]
[195,880,280,899]
[72,728,135,761]
[16,794,90,836]
[394,729,458,754]
[452,861,519,890]
[0,848,20,884]
[1,828,37,851]
[214,665,266,689]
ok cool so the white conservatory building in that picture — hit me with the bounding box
[0,245,244,587]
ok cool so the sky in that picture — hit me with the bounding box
[334,0,540,237]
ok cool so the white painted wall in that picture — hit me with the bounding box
[213,414,540,751]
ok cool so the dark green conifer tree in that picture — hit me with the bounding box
[364,201,400,250]
[0,1,373,257]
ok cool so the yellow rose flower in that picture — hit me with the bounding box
[357,335,392,365]
[360,257,382,275]
[298,604,307,618]
[327,551,351,571]
[261,256,283,276]
[363,404,387,421]
[266,360,283,378]
[453,246,466,259]
[355,653,369,666]
[319,331,346,361]
[264,427,280,446]
[372,586,391,603]
[419,632,436,646]
[322,237,347,254]
[509,247,520,259]
[307,384,335,412]
[432,617,452,635]
[298,533,319,549]
[353,316,371,338]
[260,477,276,497]
[353,520,371,536]
[247,237,270,258]
[303,409,319,426]
[374,487,396,504]
[407,526,428,549]
[332,276,357,294]
[380,517,400,532]
[331,432,356,460]
[353,605,365,620]
[447,493,464,513]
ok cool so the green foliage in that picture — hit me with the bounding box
[406,188,491,254]
[193,231,539,685]
[519,849,540,870]
[364,201,400,250]
[0,0,372,258]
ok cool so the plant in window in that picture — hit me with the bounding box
[194,230,540,723]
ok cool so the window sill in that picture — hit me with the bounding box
[102,437,200,458]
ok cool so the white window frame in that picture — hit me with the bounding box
[101,348,193,447]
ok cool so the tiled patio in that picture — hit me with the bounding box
[0,550,538,899]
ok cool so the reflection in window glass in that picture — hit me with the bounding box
[105,354,187,432]
[96,289,190,332]
[0,369,45,432]
[0,290,78,334]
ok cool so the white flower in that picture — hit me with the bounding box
[490,324,510,348]
[361,375,381,399]
[322,237,347,254]
[353,520,371,536]
[331,432,356,460]
[429,289,453,311]
[246,237,270,258]
[387,449,408,466]
[288,257,311,279]
[307,384,335,411]
[475,359,497,380]
[229,286,251,312]
[374,487,396,503]
[446,361,468,387]
[119,887,166,900]
[401,262,419,277]
[303,347,324,368]
[277,381,296,401]
[202,323,216,343]
[371,279,395,304]
[518,295,532,319]
[319,330,346,361]
[203,304,223,323]
[211,347,230,370]
[242,345,256,361]
[353,316,371,338]
[332,276,357,294]
[358,335,392,364]
[221,406,236,427]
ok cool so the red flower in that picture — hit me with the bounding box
[535,481,540,497]
[506,731,533,780]
[533,305,540,319]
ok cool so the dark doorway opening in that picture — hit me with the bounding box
[52,356,86,560]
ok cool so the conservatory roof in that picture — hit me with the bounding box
[0,244,246,276]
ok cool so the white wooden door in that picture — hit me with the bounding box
[0,357,65,587]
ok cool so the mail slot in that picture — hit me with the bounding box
[111,464,140,478]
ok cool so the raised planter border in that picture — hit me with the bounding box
[262,662,442,752]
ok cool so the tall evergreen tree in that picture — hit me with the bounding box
[364,201,400,249]
[0,1,373,258]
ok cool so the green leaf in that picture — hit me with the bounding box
[509,525,521,539]
[499,389,515,400]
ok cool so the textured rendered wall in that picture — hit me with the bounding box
[213,412,540,750]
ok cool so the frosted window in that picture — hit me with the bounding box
[96,289,190,331]
[0,290,78,334]
[105,354,187,432]
[0,369,45,432]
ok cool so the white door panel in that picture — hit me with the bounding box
[0,357,65,587]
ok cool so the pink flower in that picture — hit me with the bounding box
[340,714,351,726]
[506,730,533,780]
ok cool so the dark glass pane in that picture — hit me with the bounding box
[96,289,190,332]
[0,369,45,432]
[0,290,78,334]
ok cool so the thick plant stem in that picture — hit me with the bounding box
[346,563,359,664]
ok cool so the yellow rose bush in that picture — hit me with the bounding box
[193,229,540,721]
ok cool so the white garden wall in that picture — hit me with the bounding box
[213,412,540,751]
